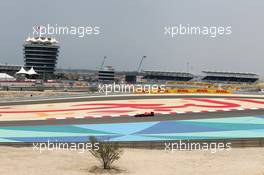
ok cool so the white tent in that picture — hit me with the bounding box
[27,67,38,75]
[0,73,15,80]
[16,67,28,74]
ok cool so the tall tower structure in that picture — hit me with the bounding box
[23,36,60,79]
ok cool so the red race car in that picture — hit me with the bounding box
[134,112,155,117]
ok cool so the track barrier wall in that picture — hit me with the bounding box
[136,88,233,94]
[1,138,264,149]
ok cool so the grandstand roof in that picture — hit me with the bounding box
[143,70,194,77]
[0,63,22,67]
[202,70,259,83]
[202,70,258,77]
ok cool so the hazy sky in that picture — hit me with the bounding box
[0,0,263,75]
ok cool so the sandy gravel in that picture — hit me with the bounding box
[0,146,264,175]
[0,91,70,98]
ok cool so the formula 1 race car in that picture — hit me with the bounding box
[134,111,155,117]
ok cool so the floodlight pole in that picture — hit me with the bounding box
[100,56,107,70]
[137,56,146,73]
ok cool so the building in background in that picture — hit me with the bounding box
[24,37,60,79]
[98,66,115,82]
[202,71,259,83]
[0,63,21,76]
[142,70,194,83]
[125,72,138,84]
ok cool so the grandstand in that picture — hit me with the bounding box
[0,63,21,76]
[202,71,259,83]
[142,70,194,82]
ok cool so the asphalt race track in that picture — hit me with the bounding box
[0,94,264,142]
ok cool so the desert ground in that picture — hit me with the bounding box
[0,91,72,98]
[0,146,263,175]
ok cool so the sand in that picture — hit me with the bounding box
[0,146,264,175]
[0,91,71,98]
